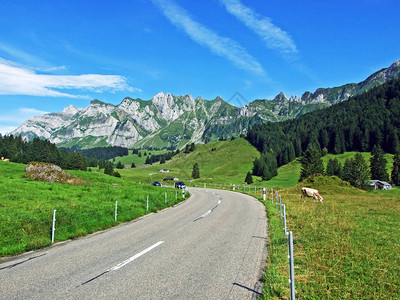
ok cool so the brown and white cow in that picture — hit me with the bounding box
[301,187,323,203]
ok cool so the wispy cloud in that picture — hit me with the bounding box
[0,108,49,123]
[0,107,50,135]
[151,0,266,76]
[0,58,138,97]
[220,0,297,55]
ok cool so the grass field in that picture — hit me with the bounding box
[118,138,261,185]
[112,150,169,167]
[257,176,400,299]
[0,161,186,257]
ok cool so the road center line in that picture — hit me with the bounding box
[81,241,164,286]
[193,199,222,222]
[110,241,164,271]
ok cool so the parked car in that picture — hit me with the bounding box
[175,181,186,189]
[152,181,162,186]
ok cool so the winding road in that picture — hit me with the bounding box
[0,188,267,299]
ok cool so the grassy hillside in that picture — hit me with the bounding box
[259,176,400,299]
[119,138,260,185]
[112,150,169,167]
[0,161,186,257]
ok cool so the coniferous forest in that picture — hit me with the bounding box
[247,79,400,179]
[0,136,88,170]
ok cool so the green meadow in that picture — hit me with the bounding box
[112,149,169,167]
[258,176,400,299]
[118,138,260,185]
[0,161,186,257]
[1,138,399,299]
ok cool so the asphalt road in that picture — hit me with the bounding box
[0,188,267,299]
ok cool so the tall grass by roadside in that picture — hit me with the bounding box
[261,176,400,299]
[0,162,186,257]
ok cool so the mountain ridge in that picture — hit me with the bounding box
[10,60,400,149]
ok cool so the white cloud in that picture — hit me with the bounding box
[0,58,137,97]
[0,107,49,135]
[151,0,266,76]
[0,107,49,123]
[220,0,298,55]
[0,125,18,136]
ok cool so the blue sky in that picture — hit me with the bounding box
[1,0,399,134]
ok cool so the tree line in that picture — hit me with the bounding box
[0,135,88,170]
[61,146,129,160]
[299,145,400,188]
[247,78,400,181]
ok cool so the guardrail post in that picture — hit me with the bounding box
[283,204,287,235]
[147,196,149,211]
[182,188,185,199]
[51,209,56,243]
[165,192,167,204]
[263,188,266,201]
[288,231,296,300]
[271,188,274,203]
[233,184,235,191]
[115,201,118,221]
[279,196,282,218]
[176,190,177,201]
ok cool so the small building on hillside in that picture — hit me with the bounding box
[369,180,392,190]
[159,169,170,173]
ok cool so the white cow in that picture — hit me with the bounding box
[301,187,323,203]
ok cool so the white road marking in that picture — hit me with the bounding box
[194,199,222,222]
[110,241,164,271]
[81,241,165,285]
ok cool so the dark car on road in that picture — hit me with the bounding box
[175,181,186,189]
[152,181,162,186]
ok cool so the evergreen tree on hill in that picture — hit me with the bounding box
[391,147,400,186]
[245,171,253,184]
[341,153,370,189]
[299,147,324,182]
[192,162,200,179]
[353,153,370,189]
[370,145,389,181]
[326,158,342,177]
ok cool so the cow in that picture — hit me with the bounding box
[301,187,323,203]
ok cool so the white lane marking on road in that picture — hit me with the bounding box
[110,241,164,271]
[81,241,164,286]
[194,198,222,222]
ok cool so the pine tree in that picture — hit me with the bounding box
[245,171,253,184]
[131,162,136,168]
[391,147,400,186]
[299,147,324,181]
[341,158,356,185]
[116,161,124,169]
[104,162,114,176]
[192,162,200,179]
[370,145,389,181]
[354,153,370,189]
[326,158,342,177]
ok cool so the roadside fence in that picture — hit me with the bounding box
[0,189,187,257]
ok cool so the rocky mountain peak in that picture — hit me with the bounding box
[273,92,288,102]
[62,105,81,116]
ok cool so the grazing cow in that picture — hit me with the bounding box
[301,187,323,203]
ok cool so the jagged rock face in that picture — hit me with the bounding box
[10,60,400,149]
